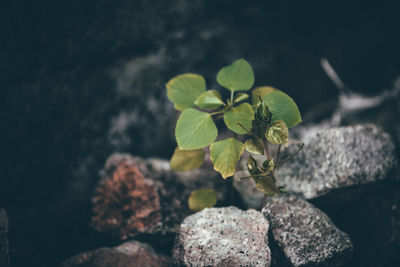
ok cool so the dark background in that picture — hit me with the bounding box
[1,0,400,266]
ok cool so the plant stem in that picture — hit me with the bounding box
[276,145,281,166]
[278,143,304,168]
[230,90,234,104]
[264,140,270,159]
[209,110,224,116]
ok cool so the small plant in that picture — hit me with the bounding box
[166,59,303,211]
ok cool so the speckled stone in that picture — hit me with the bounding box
[60,241,171,267]
[262,194,353,267]
[173,206,271,266]
[276,124,398,199]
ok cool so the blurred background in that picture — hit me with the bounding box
[1,0,400,266]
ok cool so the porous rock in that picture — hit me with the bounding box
[91,153,228,239]
[60,240,170,267]
[262,194,353,267]
[91,161,162,239]
[173,206,271,266]
[0,208,10,267]
[277,124,398,199]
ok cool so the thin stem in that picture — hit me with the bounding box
[278,143,304,168]
[276,145,281,166]
[209,110,224,116]
[264,140,270,159]
[230,90,234,104]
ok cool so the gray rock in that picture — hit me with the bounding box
[91,153,229,238]
[276,124,398,199]
[262,194,353,267]
[0,209,10,267]
[60,240,171,267]
[173,206,271,266]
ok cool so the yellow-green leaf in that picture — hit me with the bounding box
[194,90,224,110]
[210,138,244,179]
[170,148,205,171]
[251,86,276,105]
[244,138,264,155]
[188,188,217,212]
[233,92,249,103]
[266,120,289,147]
[217,59,255,91]
[223,103,254,134]
[255,175,280,196]
[262,158,274,173]
[166,73,206,111]
[262,90,302,128]
[176,108,218,150]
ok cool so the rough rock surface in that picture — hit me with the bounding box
[0,209,10,267]
[91,162,162,239]
[277,124,398,199]
[262,194,353,267]
[91,153,229,239]
[173,206,271,266]
[60,240,170,267]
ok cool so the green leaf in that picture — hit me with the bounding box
[255,100,271,123]
[244,138,264,155]
[251,86,276,105]
[210,138,244,179]
[188,188,217,212]
[223,103,255,134]
[194,90,224,110]
[233,92,249,103]
[266,120,289,147]
[217,59,255,91]
[170,148,205,171]
[247,155,258,174]
[262,90,302,128]
[262,158,275,173]
[166,73,206,111]
[176,108,218,150]
[255,175,280,196]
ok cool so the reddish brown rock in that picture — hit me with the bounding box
[91,162,162,240]
[60,240,171,267]
[91,153,230,239]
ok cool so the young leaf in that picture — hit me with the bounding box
[262,158,274,173]
[244,138,264,155]
[217,59,255,91]
[210,138,244,179]
[255,100,271,123]
[194,90,224,110]
[166,73,206,111]
[223,103,255,134]
[255,175,280,196]
[188,188,217,212]
[247,155,258,174]
[170,148,205,171]
[266,120,289,147]
[251,86,276,105]
[233,92,249,103]
[262,90,302,128]
[176,108,218,150]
